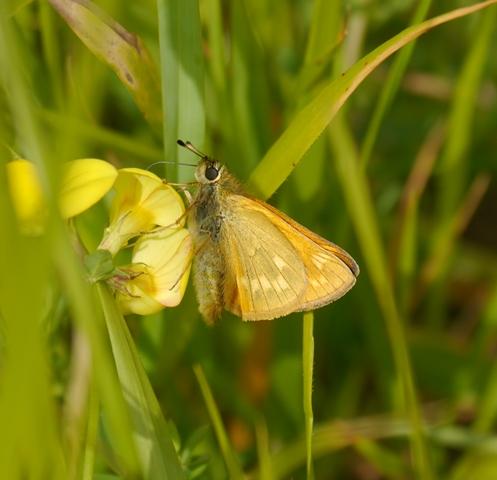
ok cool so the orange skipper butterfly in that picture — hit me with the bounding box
[177,140,359,323]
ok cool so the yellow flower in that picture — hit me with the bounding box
[6,159,45,234]
[6,158,118,230]
[59,159,118,218]
[98,168,185,255]
[115,228,193,315]
[6,158,193,316]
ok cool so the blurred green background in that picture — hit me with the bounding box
[1,0,497,479]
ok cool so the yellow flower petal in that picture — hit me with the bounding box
[121,295,164,316]
[100,167,186,255]
[60,159,118,218]
[140,184,185,227]
[116,265,165,315]
[132,229,193,306]
[6,159,45,233]
[109,168,161,223]
[115,228,193,315]
[110,168,185,226]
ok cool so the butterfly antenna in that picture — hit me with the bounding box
[177,139,208,159]
[147,160,197,171]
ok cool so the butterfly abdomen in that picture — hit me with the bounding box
[189,182,227,323]
[192,244,225,324]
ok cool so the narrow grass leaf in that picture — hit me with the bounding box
[267,409,444,479]
[53,228,141,476]
[49,0,162,128]
[229,2,271,171]
[0,181,66,479]
[355,440,407,478]
[296,0,342,95]
[97,283,187,480]
[81,382,100,480]
[255,417,273,480]
[40,110,164,162]
[425,7,497,323]
[39,1,64,107]
[360,0,433,169]
[7,0,34,16]
[391,122,444,311]
[0,9,139,478]
[293,0,341,201]
[201,0,225,93]
[303,312,315,480]
[157,0,205,182]
[248,0,497,199]
[329,115,433,479]
[438,6,497,218]
[193,365,244,480]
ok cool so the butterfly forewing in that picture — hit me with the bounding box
[221,198,308,320]
[224,195,358,318]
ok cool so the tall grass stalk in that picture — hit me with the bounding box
[329,115,432,479]
[303,312,315,479]
[360,0,433,169]
[194,365,244,480]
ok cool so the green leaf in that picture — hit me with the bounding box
[302,312,315,480]
[193,365,244,480]
[49,0,162,129]
[84,249,115,282]
[157,0,205,182]
[97,283,187,480]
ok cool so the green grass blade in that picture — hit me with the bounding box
[40,110,164,162]
[268,408,443,479]
[0,185,66,479]
[229,2,271,171]
[392,122,444,311]
[303,312,315,480]
[298,0,341,93]
[471,283,497,433]
[248,0,497,199]
[193,365,244,480]
[0,8,140,477]
[329,115,432,479]
[97,283,187,480]
[49,0,162,129]
[157,0,205,182]
[7,0,34,16]
[355,440,407,478]
[39,1,64,107]
[438,7,497,218]
[53,230,141,476]
[81,381,99,480]
[201,0,226,94]
[359,0,433,169]
[293,0,341,201]
[421,7,496,327]
[255,417,273,480]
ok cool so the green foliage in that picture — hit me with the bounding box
[1,1,497,479]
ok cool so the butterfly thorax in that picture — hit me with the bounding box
[190,161,244,243]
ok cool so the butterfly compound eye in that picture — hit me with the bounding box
[205,165,219,181]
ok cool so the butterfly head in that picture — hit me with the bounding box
[195,159,224,184]
[177,139,225,185]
